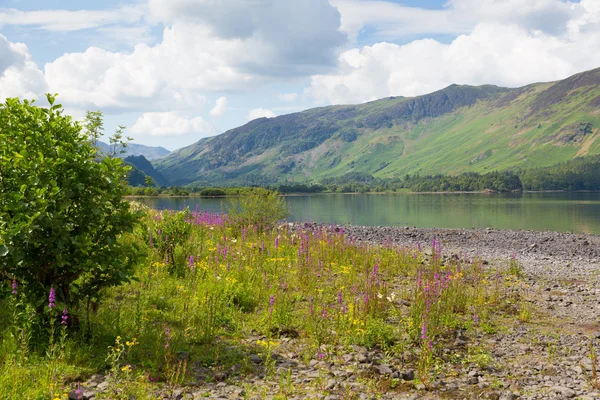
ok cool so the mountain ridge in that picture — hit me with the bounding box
[156,67,600,186]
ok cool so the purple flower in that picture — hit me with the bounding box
[61,308,68,325]
[188,255,194,269]
[421,322,427,340]
[321,308,328,319]
[11,280,17,296]
[337,291,343,304]
[48,287,56,309]
[275,236,279,249]
[318,352,325,360]
[473,313,479,326]
[269,295,275,307]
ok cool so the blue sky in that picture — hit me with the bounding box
[0,0,598,150]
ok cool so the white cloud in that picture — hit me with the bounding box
[130,112,215,136]
[308,7,600,105]
[147,0,347,75]
[42,0,347,113]
[0,6,145,31]
[210,96,228,117]
[331,0,465,41]
[278,92,299,102]
[248,108,276,121]
[0,35,47,101]
[332,0,584,41]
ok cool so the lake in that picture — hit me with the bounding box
[134,192,600,234]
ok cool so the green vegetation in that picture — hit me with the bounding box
[0,96,139,313]
[0,96,530,399]
[155,68,600,187]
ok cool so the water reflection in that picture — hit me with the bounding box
[135,192,600,234]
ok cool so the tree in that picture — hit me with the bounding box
[0,95,140,315]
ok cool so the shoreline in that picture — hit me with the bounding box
[126,189,600,199]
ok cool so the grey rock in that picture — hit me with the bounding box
[370,364,393,375]
[401,370,416,381]
[548,386,576,398]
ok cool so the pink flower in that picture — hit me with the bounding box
[48,287,56,309]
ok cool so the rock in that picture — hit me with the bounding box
[250,354,263,364]
[370,364,393,376]
[326,379,337,390]
[499,393,519,400]
[401,370,416,381]
[96,381,109,392]
[548,386,576,398]
[467,376,479,385]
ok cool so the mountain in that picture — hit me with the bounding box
[156,68,600,186]
[96,141,171,161]
[124,155,170,187]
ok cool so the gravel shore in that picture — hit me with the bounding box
[341,225,600,279]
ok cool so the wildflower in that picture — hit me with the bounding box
[337,290,343,304]
[49,287,56,309]
[421,322,427,340]
[74,385,83,400]
[61,308,68,325]
[473,313,479,326]
[121,365,131,372]
[188,255,194,269]
[275,236,279,249]
[11,279,17,296]
[321,308,328,319]
[318,352,325,360]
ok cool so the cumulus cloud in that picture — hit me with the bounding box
[308,1,600,105]
[248,108,276,121]
[332,0,583,41]
[147,0,347,76]
[210,96,228,117]
[42,0,346,112]
[0,35,47,101]
[130,112,215,136]
[0,6,145,31]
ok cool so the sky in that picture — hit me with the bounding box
[1,0,600,150]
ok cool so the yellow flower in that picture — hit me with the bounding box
[121,365,131,372]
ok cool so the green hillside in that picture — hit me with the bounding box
[156,68,600,186]
[124,155,170,187]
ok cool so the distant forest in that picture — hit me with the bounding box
[127,154,600,195]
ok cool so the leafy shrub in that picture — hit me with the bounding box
[226,188,289,233]
[0,95,139,312]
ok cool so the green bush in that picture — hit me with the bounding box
[226,188,289,233]
[0,95,140,313]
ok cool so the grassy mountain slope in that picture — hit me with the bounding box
[156,68,600,186]
[97,141,171,161]
[124,155,170,187]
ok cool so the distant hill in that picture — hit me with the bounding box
[96,141,170,161]
[124,155,170,187]
[155,67,600,186]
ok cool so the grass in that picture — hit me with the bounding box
[0,207,527,398]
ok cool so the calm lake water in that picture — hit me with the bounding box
[135,192,600,234]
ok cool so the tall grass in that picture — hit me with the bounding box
[0,207,510,398]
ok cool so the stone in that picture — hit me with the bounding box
[548,386,576,398]
[370,364,393,376]
[401,370,416,381]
